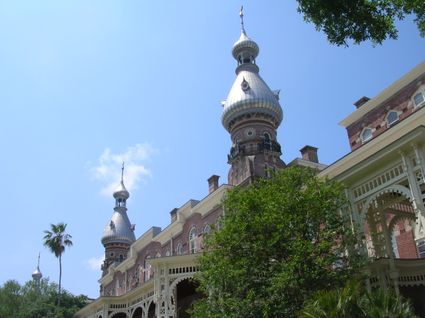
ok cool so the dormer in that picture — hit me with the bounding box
[412,86,425,108]
[340,61,425,151]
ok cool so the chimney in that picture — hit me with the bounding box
[170,208,178,223]
[300,145,318,163]
[354,96,370,108]
[207,175,220,194]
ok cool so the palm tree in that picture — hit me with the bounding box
[299,281,418,318]
[360,288,417,318]
[299,281,364,318]
[43,222,73,306]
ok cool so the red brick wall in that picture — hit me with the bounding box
[396,229,418,258]
[103,198,224,296]
[347,76,425,151]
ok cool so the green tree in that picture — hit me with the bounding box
[0,278,88,318]
[43,222,73,306]
[296,0,425,45]
[0,280,22,318]
[299,281,417,318]
[192,167,363,318]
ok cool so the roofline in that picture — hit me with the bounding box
[339,61,425,128]
[319,107,425,181]
[287,158,327,170]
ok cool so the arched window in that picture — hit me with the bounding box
[176,243,182,255]
[413,91,425,108]
[264,164,273,178]
[264,132,271,150]
[144,255,152,282]
[189,227,197,254]
[116,198,125,207]
[203,224,211,235]
[386,111,399,126]
[361,128,373,143]
[216,216,223,231]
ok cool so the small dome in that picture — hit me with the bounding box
[101,210,135,246]
[232,31,259,60]
[113,181,129,200]
[222,70,282,131]
[32,268,42,279]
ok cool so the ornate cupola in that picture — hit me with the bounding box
[101,163,136,276]
[32,253,42,290]
[222,7,285,186]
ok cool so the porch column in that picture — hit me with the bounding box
[412,143,425,187]
[345,189,367,255]
[379,209,400,296]
[102,304,108,318]
[154,264,161,318]
[400,150,425,242]
[400,151,423,212]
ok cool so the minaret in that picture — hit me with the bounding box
[221,7,285,186]
[101,163,136,276]
[32,253,42,290]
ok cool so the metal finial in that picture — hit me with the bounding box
[37,252,40,268]
[239,6,246,34]
[121,162,125,182]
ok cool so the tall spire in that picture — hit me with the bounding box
[121,161,125,183]
[231,7,259,71]
[113,162,130,204]
[101,165,135,277]
[239,6,245,34]
[221,7,285,186]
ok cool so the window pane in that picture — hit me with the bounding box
[361,128,372,142]
[386,111,398,125]
[414,92,424,106]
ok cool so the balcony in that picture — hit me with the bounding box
[228,140,281,161]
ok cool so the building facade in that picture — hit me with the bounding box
[75,10,425,318]
[319,61,425,314]
[76,11,291,318]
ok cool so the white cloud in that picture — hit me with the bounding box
[90,143,156,196]
[86,255,104,271]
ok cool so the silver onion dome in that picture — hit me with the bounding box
[101,210,135,245]
[32,253,42,280]
[113,181,129,200]
[32,268,42,280]
[232,31,259,60]
[221,71,282,131]
[222,27,282,132]
[102,166,135,246]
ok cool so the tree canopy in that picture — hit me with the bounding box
[296,0,425,45]
[192,167,363,318]
[0,278,89,318]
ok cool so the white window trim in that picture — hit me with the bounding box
[203,224,211,235]
[360,127,373,143]
[385,110,400,126]
[176,243,182,255]
[189,227,197,254]
[412,86,425,108]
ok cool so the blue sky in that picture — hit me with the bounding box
[0,1,423,298]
